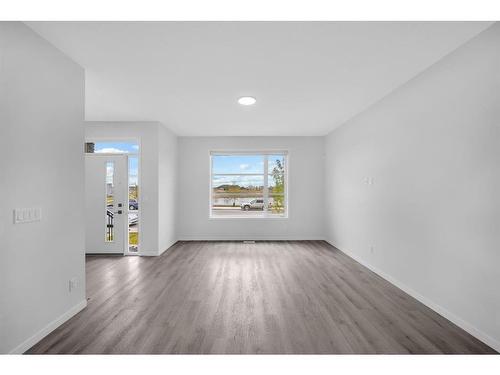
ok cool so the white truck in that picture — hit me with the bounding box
[240,199,266,211]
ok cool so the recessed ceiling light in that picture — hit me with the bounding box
[238,96,256,106]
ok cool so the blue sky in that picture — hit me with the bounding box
[212,155,285,187]
[95,142,139,185]
[94,141,139,154]
[212,155,264,174]
[212,155,285,174]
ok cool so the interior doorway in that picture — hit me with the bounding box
[84,140,141,255]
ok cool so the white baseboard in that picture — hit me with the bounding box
[139,240,179,256]
[325,239,500,353]
[9,299,87,354]
[157,239,179,256]
[178,236,325,241]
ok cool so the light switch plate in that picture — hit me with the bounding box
[69,277,78,292]
[13,208,42,224]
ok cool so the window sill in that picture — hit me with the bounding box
[209,215,288,220]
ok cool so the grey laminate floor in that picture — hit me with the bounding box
[27,241,496,354]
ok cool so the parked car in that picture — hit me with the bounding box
[128,213,139,226]
[129,199,138,210]
[240,199,265,211]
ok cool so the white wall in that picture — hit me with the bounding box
[158,124,178,254]
[324,23,500,351]
[177,137,325,240]
[0,22,86,353]
[85,121,177,255]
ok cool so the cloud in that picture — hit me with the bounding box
[239,164,250,170]
[132,145,139,150]
[96,147,128,154]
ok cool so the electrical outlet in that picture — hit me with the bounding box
[69,278,78,292]
[370,245,375,254]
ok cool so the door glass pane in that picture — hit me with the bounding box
[128,156,139,252]
[105,161,114,242]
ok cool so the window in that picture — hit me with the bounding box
[210,152,288,218]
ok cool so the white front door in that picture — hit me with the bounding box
[85,154,127,254]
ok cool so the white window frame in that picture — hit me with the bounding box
[209,150,289,219]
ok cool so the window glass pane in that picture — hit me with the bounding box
[128,213,139,252]
[212,175,264,217]
[269,172,285,216]
[128,156,139,206]
[105,161,114,242]
[268,154,286,174]
[212,155,264,174]
[268,154,286,216]
[128,156,139,252]
[89,141,139,154]
[269,193,285,215]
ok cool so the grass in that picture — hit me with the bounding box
[129,232,138,245]
[106,233,138,246]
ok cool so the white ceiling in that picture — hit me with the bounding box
[27,22,492,136]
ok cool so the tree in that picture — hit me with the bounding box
[271,159,284,213]
[228,184,241,207]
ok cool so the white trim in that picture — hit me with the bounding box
[208,152,214,218]
[9,299,87,354]
[179,236,325,241]
[324,239,500,353]
[85,152,139,156]
[135,138,142,255]
[212,173,266,176]
[156,240,179,256]
[208,215,288,220]
[210,150,289,156]
[85,136,142,145]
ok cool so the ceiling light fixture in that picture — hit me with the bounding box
[238,96,256,106]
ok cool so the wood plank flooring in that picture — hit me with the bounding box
[27,241,496,354]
